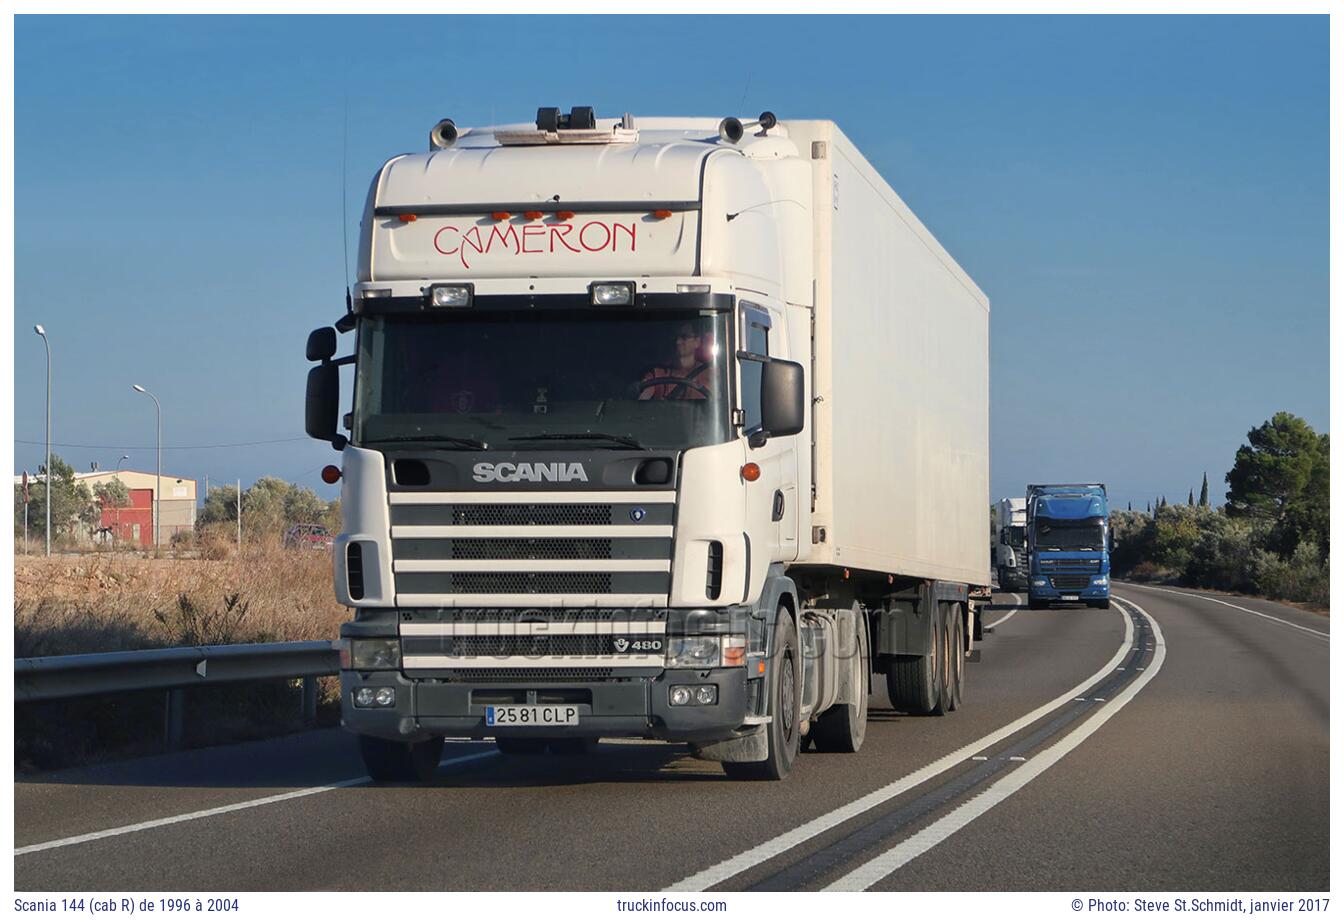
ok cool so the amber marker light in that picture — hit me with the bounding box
[398,213,418,223]
[741,462,761,482]
[556,210,576,220]
[490,211,512,221]
[524,210,544,220]
[652,209,673,219]
[322,465,342,484]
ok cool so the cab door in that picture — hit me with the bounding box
[738,301,799,563]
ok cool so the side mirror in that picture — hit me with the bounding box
[760,358,805,438]
[307,327,337,362]
[306,364,342,445]
[1108,531,1116,553]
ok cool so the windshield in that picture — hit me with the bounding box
[353,310,731,450]
[1032,517,1106,552]
[1005,525,1026,547]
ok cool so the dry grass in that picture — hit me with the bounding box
[14,548,349,657]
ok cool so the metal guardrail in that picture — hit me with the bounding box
[15,640,340,702]
[15,640,341,749]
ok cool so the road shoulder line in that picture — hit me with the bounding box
[15,750,499,857]
[824,594,1166,890]
[666,605,1133,892]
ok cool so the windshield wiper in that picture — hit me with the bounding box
[508,432,645,450]
[363,435,489,450]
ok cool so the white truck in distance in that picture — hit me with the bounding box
[305,107,991,781]
[995,497,1028,591]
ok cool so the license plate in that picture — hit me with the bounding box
[486,705,579,727]
[1061,595,1079,601]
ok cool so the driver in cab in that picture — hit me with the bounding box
[639,321,714,400]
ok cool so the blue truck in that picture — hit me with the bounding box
[1025,484,1112,610]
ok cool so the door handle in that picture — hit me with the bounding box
[772,490,785,522]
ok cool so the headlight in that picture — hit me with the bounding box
[350,638,400,670]
[666,636,720,669]
[1031,578,1047,587]
[429,283,473,307]
[590,281,635,306]
[1092,576,1109,585]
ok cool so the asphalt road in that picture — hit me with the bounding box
[14,585,1329,891]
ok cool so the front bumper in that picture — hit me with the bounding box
[1028,579,1110,602]
[341,666,756,744]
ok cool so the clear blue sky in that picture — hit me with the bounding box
[12,14,1329,511]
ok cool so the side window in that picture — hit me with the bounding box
[738,306,771,433]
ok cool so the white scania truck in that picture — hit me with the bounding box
[995,497,1028,591]
[305,107,990,781]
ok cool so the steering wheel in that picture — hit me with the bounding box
[632,376,712,399]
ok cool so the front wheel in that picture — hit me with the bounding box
[1028,596,1048,610]
[723,609,801,781]
[358,734,444,783]
[1089,598,1111,610]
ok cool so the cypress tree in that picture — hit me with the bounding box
[1128,501,1132,511]
[1188,488,1195,506]
[1199,472,1209,508]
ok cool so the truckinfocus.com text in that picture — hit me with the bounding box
[615,898,729,912]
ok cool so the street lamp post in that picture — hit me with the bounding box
[115,454,130,546]
[132,385,162,551]
[33,325,51,557]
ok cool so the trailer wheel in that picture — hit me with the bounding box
[885,601,945,716]
[358,734,444,783]
[495,737,549,756]
[812,604,869,753]
[948,603,966,711]
[933,602,954,715]
[724,609,801,781]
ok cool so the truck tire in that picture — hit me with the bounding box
[811,604,869,753]
[724,609,801,781]
[948,603,966,711]
[1089,598,1111,610]
[933,601,954,715]
[495,737,549,756]
[1029,596,1048,610]
[358,734,444,783]
[886,601,945,716]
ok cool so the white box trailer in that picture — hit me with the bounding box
[306,109,990,783]
[789,121,989,587]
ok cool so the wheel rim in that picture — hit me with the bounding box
[779,648,796,741]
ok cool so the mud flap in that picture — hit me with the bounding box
[691,725,769,763]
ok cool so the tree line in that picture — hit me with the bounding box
[13,454,340,551]
[1109,412,1328,607]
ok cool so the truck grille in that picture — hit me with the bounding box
[1050,574,1092,590]
[448,503,612,527]
[442,668,617,683]
[388,489,676,606]
[435,572,613,594]
[424,538,615,560]
[412,635,651,657]
[398,609,668,672]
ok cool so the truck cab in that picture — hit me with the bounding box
[1025,484,1111,609]
[994,497,1027,591]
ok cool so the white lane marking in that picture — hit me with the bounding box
[667,607,1134,892]
[15,750,499,856]
[825,595,1165,891]
[985,593,1023,630]
[1121,582,1328,641]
